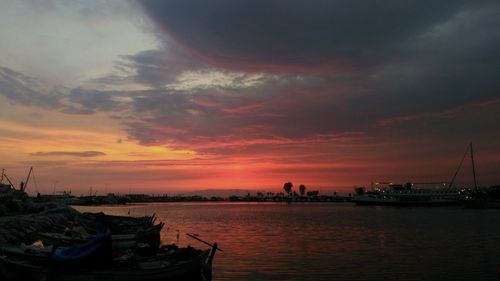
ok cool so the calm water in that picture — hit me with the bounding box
[74,202,500,281]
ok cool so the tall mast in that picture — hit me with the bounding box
[22,166,33,192]
[2,172,15,188]
[470,142,478,191]
[448,144,469,190]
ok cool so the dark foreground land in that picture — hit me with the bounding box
[0,188,215,281]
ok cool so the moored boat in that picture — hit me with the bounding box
[353,182,461,206]
[75,212,157,234]
[0,248,213,281]
[37,232,138,250]
[37,221,164,250]
[354,143,482,207]
[0,231,218,281]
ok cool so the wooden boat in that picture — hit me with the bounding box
[37,222,164,250]
[0,233,218,281]
[75,213,157,235]
[0,207,218,281]
[0,243,52,259]
[0,248,213,281]
[78,212,156,225]
[37,232,138,250]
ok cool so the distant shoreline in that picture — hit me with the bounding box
[33,193,352,206]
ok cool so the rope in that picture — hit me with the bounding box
[447,145,470,191]
[32,168,39,193]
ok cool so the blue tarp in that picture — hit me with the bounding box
[51,232,110,261]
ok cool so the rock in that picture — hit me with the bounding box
[0,201,77,244]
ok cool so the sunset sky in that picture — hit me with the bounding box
[1,1,499,195]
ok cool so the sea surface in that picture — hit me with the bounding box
[74,202,500,281]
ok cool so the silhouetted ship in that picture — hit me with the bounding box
[353,143,481,207]
[353,182,461,206]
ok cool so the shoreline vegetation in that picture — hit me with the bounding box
[3,180,500,208]
[2,167,500,209]
[36,182,353,205]
[37,191,352,206]
[29,181,500,206]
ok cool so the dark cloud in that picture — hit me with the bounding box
[120,75,345,147]
[2,1,500,162]
[67,88,128,113]
[109,48,205,88]
[0,67,64,109]
[139,0,481,70]
[0,66,132,115]
[0,66,124,115]
[118,0,500,152]
[31,151,106,157]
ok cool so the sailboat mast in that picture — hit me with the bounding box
[448,144,469,190]
[470,142,478,191]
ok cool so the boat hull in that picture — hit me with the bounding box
[354,194,461,207]
[354,199,461,207]
[37,232,138,250]
[0,250,210,281]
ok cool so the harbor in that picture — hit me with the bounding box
[75,201,500,281]
[2,1,500,280]
[0,185,218,281]
[2,169,500,280]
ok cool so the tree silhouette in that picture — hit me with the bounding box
[299,184,306,196]
[283,182,293,196]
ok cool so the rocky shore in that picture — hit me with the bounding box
[0,193,215,281]
[0,198,77,245]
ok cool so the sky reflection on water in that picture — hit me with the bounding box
[75,202,500,281]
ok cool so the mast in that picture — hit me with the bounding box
[448,144,469,190]
[470,142,478,191]
[22,166,33,192]
[2,171,15,189]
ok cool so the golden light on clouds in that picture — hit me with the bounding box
[0,100,198,191]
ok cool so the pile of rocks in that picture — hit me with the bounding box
[0,202,77,244]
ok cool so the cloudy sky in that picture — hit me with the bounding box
[1,0,499,195]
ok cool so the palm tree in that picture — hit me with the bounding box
[283,182,293,196]
[299,184,306,196]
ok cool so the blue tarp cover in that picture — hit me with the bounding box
[51,232,110,261]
